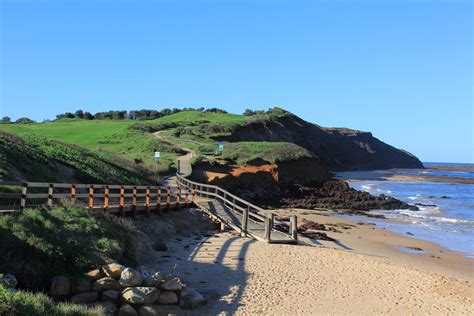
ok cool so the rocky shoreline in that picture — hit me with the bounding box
[241,180,417,213]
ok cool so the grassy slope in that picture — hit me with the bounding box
[0,206,135,315]
[0,132,158,184]
[0,206,137,290]
[0,110,312,182]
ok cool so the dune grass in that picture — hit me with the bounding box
[0,285,103,316]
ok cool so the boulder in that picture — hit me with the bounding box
[49,276,71,297]
[159,277,183,291]
[0,273,17,289]
[103,263,126,279]
[118,303,138,316]
[85,268,104,280]
[121,287,160,305]
[102,290,120,303]
[92,277,122,292]
[120,268,143,287]
[101,301,118,316]
[179,287,206,309]
[138,305,185,316]
[158,291,178,305]
[140,267,166,287]
[71,278,92,294]
[70,292,98,304]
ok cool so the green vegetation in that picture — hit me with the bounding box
[0,108,306,182]
[0,285,103,316]
[0,131,158,184]
[0,206,137,290]
[219,142,314,165]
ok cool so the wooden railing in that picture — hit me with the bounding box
[176,173,298,242]
[0,181,193,215]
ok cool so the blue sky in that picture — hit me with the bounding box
[0,0,472,163]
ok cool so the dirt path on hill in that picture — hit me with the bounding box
[153,131,196,186]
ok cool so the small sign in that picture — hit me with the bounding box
[154,152,160,161]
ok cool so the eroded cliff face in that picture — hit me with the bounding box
[190,157,330,197]
[190,159,416,212]
[214,114,423,171]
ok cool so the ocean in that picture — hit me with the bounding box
[347,164,474,256]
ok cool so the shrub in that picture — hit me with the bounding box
[0,285,103,316]
[0,206,138,290]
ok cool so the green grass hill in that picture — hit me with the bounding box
[0,107,422,184]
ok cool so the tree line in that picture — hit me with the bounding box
[1,107,280,124]
[0,107,229,124]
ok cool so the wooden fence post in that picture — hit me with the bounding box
[192,186,196,202]
[185,189,189,208]
[157,187,162,213]
[70,185,77,205]
[47,183,54,208]
[145,186,150,215]
[241,206,249,237]
[175,188,181,209]
[88,185,94,210]
[20,182,27,212]
[166,188,171,210]
[290,216,298,241]
[264,216,272,242]
[132,186,137,216]
[119,186,125,216]
[103,185,109,212]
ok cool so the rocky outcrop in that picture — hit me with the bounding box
[277,180,418,211]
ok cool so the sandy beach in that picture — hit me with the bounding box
[136,209,474,315]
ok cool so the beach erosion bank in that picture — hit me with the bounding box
[136,209,473,315]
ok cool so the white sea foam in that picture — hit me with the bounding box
[361,184,374,191]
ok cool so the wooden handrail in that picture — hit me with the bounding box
[0,180,187,215]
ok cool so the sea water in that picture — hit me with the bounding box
[348,167,474,256]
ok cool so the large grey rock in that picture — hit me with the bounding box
[120,268,143,287]
[138,305,186,316]
[92,277,122,292]
[101,301,118,316]
[118,303,138,316]
[179,287,206,309]
[71,278,92,294]
[70,291,98,304]
[121,287,160,305]
[49,276,71,297]
[103,263,126,279]
[85,268,104,280]
[157,291,178,305]
[159,277,183,291]
[102,290,120,303]
[0,273,17,289]
[140,267,166,287]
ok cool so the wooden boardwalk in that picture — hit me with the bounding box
[176,174,298,244]
[195,198,296,243]
[0,150,298,244]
